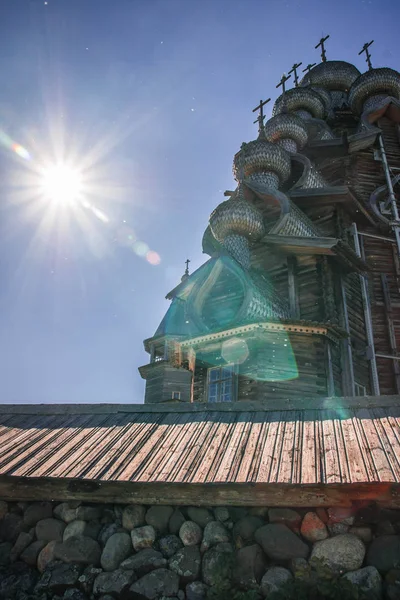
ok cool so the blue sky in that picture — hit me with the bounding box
[0,0,398,404]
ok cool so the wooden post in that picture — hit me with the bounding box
[339,277,356,396]
[287,256,300,318]
[381,274,400,392]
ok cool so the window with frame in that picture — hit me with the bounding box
[354,381,366,397]
[207,364,235,403]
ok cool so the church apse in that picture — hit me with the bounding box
[140,37,400,404]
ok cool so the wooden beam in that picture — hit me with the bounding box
[0,475,399,508]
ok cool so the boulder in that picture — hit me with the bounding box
[130,568,179,600]
[227,507,248,522]
[289,557,311,580]
[201,521,230,551]
[202,546,233,587]
[168,546,201,584]
[385,569,400,600]
[76,506,103,521]
[233,516,264,547]
[268,508,302,532]
[0,541,12,565]
[186,581,208,600]
[145,506,173,534]
[23,502,53,527]
[0,512,23,543]
[93,568,136,596]
[327,507,355,526]
[131,526,156,551]
[300,512,328,543]
[260,566,292,596]
[342,566,382,600]
[77,565,103,596]
[376,520,396,536]
[20,540,46,567]
[122,505,146,531]
[233,544,267,589]
[255,524,309,561]
[0,500,8,519]
[169,509,186,535]
[120,549,167,576]
[249,507,269,518]
[98,523,118,547]
[63,588,88,600]
[186,508,213,528]
[53,503,78,524]
[0,561,38,598]
[63,520,100,541]
[100,532,132,571]
[213,507,229,523]
[179,521,202,546]
[311,533,365,574]
[36,518,66,542]
[349,526,372,544]
[366,535,400,573]
[158,534,183,558]
[42,562,82,593]
[54,536,102,566]
[37,541,58,572]
[10,531,34,562]
[328,523,350,536]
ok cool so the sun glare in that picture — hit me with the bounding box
[41,164,83,206]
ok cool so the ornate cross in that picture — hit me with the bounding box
[276,73,291,95]
[288,62,302,87]
[315,35,330,62]
[252,98,271,133]
[302,62,316,74]
[359,40,374,70]
[184,259,190,276]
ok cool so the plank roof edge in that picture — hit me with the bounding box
[0,395,400,414]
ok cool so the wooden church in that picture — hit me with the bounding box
[140,38,400,407]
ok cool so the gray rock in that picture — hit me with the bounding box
[23,502,53,527]
[213,507,229,523]
[227,507,248,522]
[37,541,58,572]
[63,520,101,541]
[202,547,233,587]
[53,503,78,524]
[343,566,382,599]
[93,568,136,596]
[260,566,292,596]
[122,505,146,530]
[186,581,208,600]
[289,557,311,580]
[130,568,179,599]
[349,526,372,544]
[179,521,202,547]
[98,523,118,547]
[328,522,350,536]
[45,562,83,592]
[0,500,8,519]
[186,508,213,528]
[54,536,102,566]
[77,566,103,595]
[300,512,328,543]
[63,588,88,600]
[145,506,174,534]
[19,540,46,567]
[131,525,156,551]
[268,508,302,531]
[255,524,309,561]
[120,548,167,576]
[10,531,34,562]
[366,535,400,572]
[76,505,103,521]
[249,507,269,518]
[36,518,66,542]
[327,507,355,526]
[385,569,400,600]
[0,512,23,543]
[376,520,396,536]
[100,532,132,571]
[0,541,12,565]
[233,516,264,547]
[0,562,38,598]
[234,544,267,589]
[215,542,234,553]
[168,546,201,584]
[169,509,186,535]
[158,534,183,558]
[311,533,365,574]
[201,521,230,551]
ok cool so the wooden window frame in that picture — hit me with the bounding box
[206,364,237,403]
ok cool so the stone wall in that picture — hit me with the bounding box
[0,499,399,600]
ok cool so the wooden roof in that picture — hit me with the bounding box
[0,397,400,507]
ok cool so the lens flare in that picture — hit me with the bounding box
[40,164,83,206]
[146,250,161,265]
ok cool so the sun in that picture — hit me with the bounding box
[40,164,83,206]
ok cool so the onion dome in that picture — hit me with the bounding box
[312,87,332,114]
[264,113,308,153]
[349,67,400,114]
[232,139,291,184]
[300,61,360,91]
[272,88,325,120]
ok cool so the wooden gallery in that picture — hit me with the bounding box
[1,40,400,600]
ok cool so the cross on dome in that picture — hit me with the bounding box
[359,40,374,70]
[252,98,271,134]
[288,62,303,87]
[315,34,330,62]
